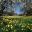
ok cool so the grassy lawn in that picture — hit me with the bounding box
[0,16,32,32]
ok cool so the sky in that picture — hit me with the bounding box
[14,2,26,14]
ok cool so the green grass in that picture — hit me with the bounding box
[3,16,32,24]
[0,16,32,32]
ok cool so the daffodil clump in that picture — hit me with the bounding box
[0,16,32,32]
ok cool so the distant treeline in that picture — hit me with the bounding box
[0,0,32,16]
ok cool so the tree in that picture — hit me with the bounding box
[0,0,6,16]
[25,3,32,16]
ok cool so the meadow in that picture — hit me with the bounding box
[0,16,32,32]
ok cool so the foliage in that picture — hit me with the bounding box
[0,16,32,32]
[24,3,32,16]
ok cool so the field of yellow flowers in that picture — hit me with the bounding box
[0,16,32,32]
